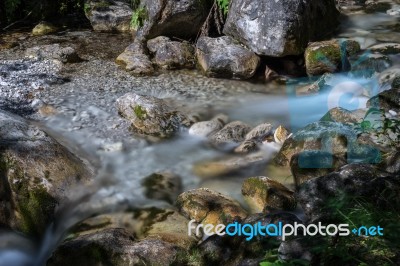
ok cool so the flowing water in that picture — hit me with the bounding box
[0,3,400,265]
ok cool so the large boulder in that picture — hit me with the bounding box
[196,36,260,79]
[136,0,213,40]
[84,0,133,32]
[223,0,340,57]
[0,111,92,235]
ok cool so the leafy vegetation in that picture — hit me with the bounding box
[1,0,85,26]
[130,6,147,30]
[354,107,400,147]
[216,0,230,15]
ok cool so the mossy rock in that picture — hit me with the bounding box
[242,176,296,213]
[0,111,92,235]
[176,188,248,227]
[305,39,350,76]
[32,21,58,36]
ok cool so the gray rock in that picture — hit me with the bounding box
[209,121,252,147]
[116,42,154,75]
[188,118,225,138]
[136,0,213,40]
[234,139,259,154]
[196,36,260,79]
[25,44,80,63]
[141,172,182,204]
[245,123,273,141]
[147,36,195,69]
[84,0,133,32]
[0,111,92,235]
[223,0,339,57]
[241,176,296,213]
[48,228,184,266]
[116,93,186,138]
[305,40,350,76]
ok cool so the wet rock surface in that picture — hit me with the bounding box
[241,177,296,213]
[305,40,351,76]
[0,111,92,235]
[176,188,248,226]
[116,93,188,138]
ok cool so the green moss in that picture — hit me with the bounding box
[130,6,148,30]
[18,186,58,235]
[133,105,147,120]
[307,44,341,66]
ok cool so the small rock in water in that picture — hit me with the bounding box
[234,139,259,154]
[188,116,226,138]
[141,172,182,204]
[25,44,81,63]
[32,21,58,36]
[245,123,274,141]
[116,93,187,138]
[241,176,296,213]
[274,125,290,144]
[176,188,247,227]
[196,36,260,79]
[209,121,252,148]
[305,40,351,76]
[369,43,400,55]
[193,151,271,179]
